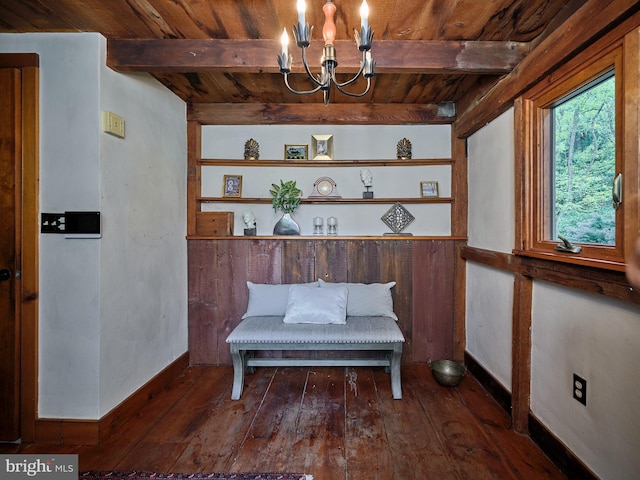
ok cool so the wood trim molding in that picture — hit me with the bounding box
[465,352,598,480]
[455,0,640,138]
[0,53,39,68]
[35,353,189,445]
[186,121,201,236]
[20,64,39,443]
[528,414,598,480]
[511,273,532,433]
[464,352,511,414]
[460,245,640,305]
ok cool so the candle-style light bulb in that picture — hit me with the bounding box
[281,28,289,56]
[360,0,369,30]
[297,0,306,26]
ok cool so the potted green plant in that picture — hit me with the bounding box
[270,179,302,235]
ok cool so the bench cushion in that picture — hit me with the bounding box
[226,315,405,344]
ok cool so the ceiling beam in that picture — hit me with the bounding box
[188,102,456,125]
[107,39,529,75]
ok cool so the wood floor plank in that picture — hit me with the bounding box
[344,367,395,480]
[229,367,308,473]
[169,367,273,473]
[403,364,520,480]
[116,441,192,472]
[169,367,234,412]
[372,367,457,479]
[77,365,210,471]
[3,365,567,480]
[457,374,566,479]
[286,367,346,480]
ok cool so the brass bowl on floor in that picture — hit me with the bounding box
[430,359,467,387]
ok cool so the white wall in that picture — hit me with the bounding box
[201,125,452,236]
[532,283,640,479]
[466,109,515,389]
[97,37,188,416]
[465,263,513,390]
[0,33,188,419]
[467,109,515,253]
[467,108,640,479]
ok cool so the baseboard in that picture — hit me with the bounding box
[35,352,189,445]
[528,414,598,480]
[464,351,512,414]
[464,351,597,480]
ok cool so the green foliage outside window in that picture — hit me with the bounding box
[552,73,616,245]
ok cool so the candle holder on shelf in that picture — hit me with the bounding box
[327,216,338,235]
[313,217,324,235]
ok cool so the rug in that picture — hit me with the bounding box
[78,472,312,480]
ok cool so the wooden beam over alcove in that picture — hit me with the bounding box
[107,39,529,74]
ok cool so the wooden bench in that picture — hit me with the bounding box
[226,315,405,400]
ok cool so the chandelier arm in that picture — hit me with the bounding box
[301,47,324,87]
[333,76,371,98]
[283,72,324,96]
[331,56,367,89]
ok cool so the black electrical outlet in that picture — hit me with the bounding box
[41,213,65,233]
[573,373,587,406]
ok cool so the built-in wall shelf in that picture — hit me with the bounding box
[200,158,453,167]
[197,196,454,205]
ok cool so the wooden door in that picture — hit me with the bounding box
[0,67,21,441]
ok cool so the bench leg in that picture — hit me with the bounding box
[230,343,245,400]
[390,343,403,400]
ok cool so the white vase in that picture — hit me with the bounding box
[273,212,300,235]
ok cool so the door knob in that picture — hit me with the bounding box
[0,269,11,282]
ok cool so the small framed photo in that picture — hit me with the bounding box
[312,134,333,160]
[420,181,439,198]
[222,174,242,197]
[284,144,308,160]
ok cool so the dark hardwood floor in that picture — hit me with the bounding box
[2,365,565,479]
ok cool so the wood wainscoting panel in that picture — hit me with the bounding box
[188,238,457,365]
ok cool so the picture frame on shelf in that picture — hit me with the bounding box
[284,144,308,160]
[311,134,333,160]
[222,174,242,197]
[420,181,439,198]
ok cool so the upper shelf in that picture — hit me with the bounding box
[197,196,453,204]
[199,158,453,167]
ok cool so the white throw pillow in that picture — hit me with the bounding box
[318,279,398,320]
[283,284,348,324]
[242,281,318,318]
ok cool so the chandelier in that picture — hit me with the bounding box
[277,0,375,105]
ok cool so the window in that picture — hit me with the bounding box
[518,41,638,270]
[551,72,616,246]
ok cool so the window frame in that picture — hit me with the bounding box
[517,35,638,271]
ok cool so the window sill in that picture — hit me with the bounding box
[512,248,626,272]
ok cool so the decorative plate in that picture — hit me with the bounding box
[381,202,415,234]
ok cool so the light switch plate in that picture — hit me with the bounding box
[102,111,125,138]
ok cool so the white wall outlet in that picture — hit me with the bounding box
[573,373,587,406]
[102,110,125,138]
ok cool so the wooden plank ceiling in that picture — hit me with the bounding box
[0,0,585,123]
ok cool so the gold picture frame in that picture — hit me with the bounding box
[420,181,439,198]
[222,174,242,197]
[311,134,334,160]
[284,144,308,160]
